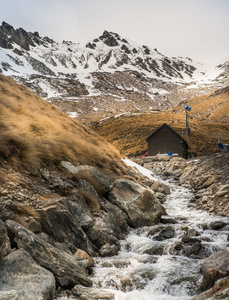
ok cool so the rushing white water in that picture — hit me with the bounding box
[92,160,229,300]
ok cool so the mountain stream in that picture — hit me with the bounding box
[92,159,229,300]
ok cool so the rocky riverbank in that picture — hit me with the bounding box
[134,152,229,216]
[0,160,165,299]
[0,152,228,299]
[132,152,229,299]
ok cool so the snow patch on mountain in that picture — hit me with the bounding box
[0,22,228,121]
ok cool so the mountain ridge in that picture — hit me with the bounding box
[0,21,228,122]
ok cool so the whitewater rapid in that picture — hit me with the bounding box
[92,159,229,300]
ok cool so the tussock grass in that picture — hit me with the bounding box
[0,74,123,174]
[78,190,101,210]
[92,89,229,157]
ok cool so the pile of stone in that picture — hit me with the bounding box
[134,152,229,216]
[134,152,229,299]
[0,161,166,299]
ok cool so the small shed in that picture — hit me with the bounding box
[146,123,189,158]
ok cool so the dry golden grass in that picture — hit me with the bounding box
[78,190,101,210]
[0,74,123,174]
[92,89,229,157]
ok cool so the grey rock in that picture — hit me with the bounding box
[25,217,42,233]
[74,249,94,268]
[182,242,202,257]
[191,276,229,300]
[108,179,165,227]
[150,181,170,195]
[0,290,18,300]
[85,213,121,250]
[153,226,175,241]
[68,192,95,230]
[38,197,96,255]
[181,236,202,244]
[99,243,119,257]
[61,162,112,196]
[201,251,229,291]
[210,221,227,230]
[5,220,92,288]
[0,219,11,259]
[71,284,116,300]
[143,244,164,256]
[160,217,178,224]
[0,249,55,300]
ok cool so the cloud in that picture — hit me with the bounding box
[0,0,228,64]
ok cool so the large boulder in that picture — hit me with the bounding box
[0,248,55,300]
[108,179,165,227]
[191,276,229,300]
[6,220,92,289]
[0,219,11,259]
[61,162,112,196]
[84,196,129,256]
[201,251,229,291]
[38,197,96,255]
[85,212,122,251]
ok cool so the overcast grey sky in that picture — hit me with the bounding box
[0,0,228,64]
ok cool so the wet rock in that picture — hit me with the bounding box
[99,243,119,257]
[74,249,94,268]
[181,236,202,244]
[147,225,163,237]
[169,242,184,255]
[153,225,175,241]
[210,221,227,230]
[186,228,200,237]
[150,181,170,195]
[160,217,178,224]
[192,276,229,300]
[6,220,92,288]
[108,179,165,227]
[143,244,164,256]
[182,242,202,257]
[201,251,229,291]
[0,248,55,300]
[155,192,166,203]
[71,284,115,300]
[0,219,11,259]
[85,213,121,251]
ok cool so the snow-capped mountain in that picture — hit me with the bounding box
[0,21,227,121]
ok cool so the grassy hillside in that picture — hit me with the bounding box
[92,87,229,157]
[0,74,123,174]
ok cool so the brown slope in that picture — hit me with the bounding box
[0,74,122,174]
[91,87,229,157]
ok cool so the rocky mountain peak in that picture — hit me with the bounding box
[0,21,35,50]
[98,30,119,47]
[0,21,227,121]
[0,21,55,51]
[97,30,130,48]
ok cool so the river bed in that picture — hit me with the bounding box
[92,159,229,299]
[57,159,229,300]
